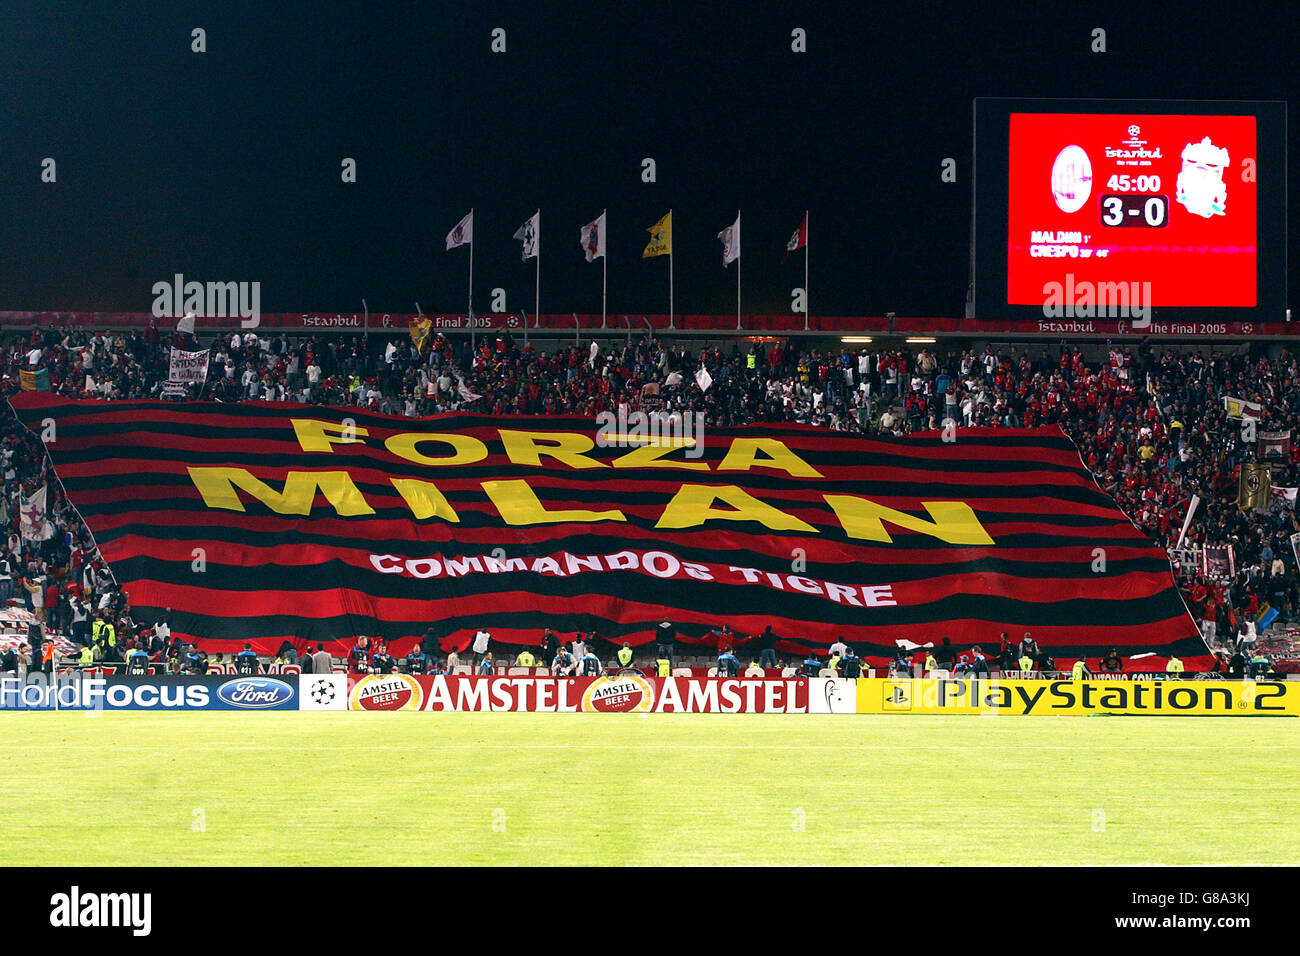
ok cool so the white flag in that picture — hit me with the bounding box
[454,374,482,403]
[1174,493,1200,550]
[1271,486,1298,508]
[513,211,539,260]
[176,312,196,335]
[168,347,210,385]
[446,211,473,250]
[580,212,606,262]
[20,485,52,542]
[1223,395,1262,421]
[717,213,740,266]
[695,367,713,392]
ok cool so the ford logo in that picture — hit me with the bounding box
[217,678,295,709]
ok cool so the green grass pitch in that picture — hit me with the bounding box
[2,713,1296,866]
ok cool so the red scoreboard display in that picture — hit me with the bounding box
[973,99,1285,324]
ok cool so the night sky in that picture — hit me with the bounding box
[1,0,1294,318]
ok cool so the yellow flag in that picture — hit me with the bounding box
[1238,462,1271,511]
[410,314,432,355]
[643,211,672,258]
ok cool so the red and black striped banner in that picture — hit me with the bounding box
[10,393,1201,663]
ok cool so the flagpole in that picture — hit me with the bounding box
[601,209,608,329]
[534,209,540,332]
[736,210,742,331]
[804,210,810,331]
[668,209,674,330]
[468,207,475,320]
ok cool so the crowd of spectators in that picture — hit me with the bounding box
[1,321,1298,667]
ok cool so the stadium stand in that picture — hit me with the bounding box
[1,322,1296,676]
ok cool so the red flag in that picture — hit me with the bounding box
[782,213,807,264]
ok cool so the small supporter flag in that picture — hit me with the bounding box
[695,367,713,392]
[717,214,740,266]
[642,212,672,259]
[410,314,433,355]
[446,211,473,250]
[782,213,808,264]
[20,484,52,541]
[1260,430,1291,460]
[1223,395,1262,421]
[514,211,539,260]
[1238,462,1271,511]
[19,368,50,391]
[580,212,606,262]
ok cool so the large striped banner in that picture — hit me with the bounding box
[9,393,1201,663]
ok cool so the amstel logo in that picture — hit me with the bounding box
[580,674,655,713]
[350,673,424,711]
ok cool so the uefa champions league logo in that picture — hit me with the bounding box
[309,678,336,705]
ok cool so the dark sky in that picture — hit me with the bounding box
[1,0,1294,318]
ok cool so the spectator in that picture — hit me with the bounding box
[551,644,574,676]
[370,646,395,674]
[478,652,495,675]
[934,636,955,671]
[235,642,260,675]
[22,575,43,623]
[540,628,560,663]
[421,628,440,662]
[311,644,334,675]
[184,644,208,675]
[1018,632,1039,666]
[1228,648,1247,678]
[472,626,491,667]
[757,625,779,669]
[579,647,602,677]
[840,646,862,678]
[406,644,430,674]
[998,633,1018,672]
[347,636,370,674]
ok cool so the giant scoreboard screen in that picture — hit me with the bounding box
[972,99,1286,325]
